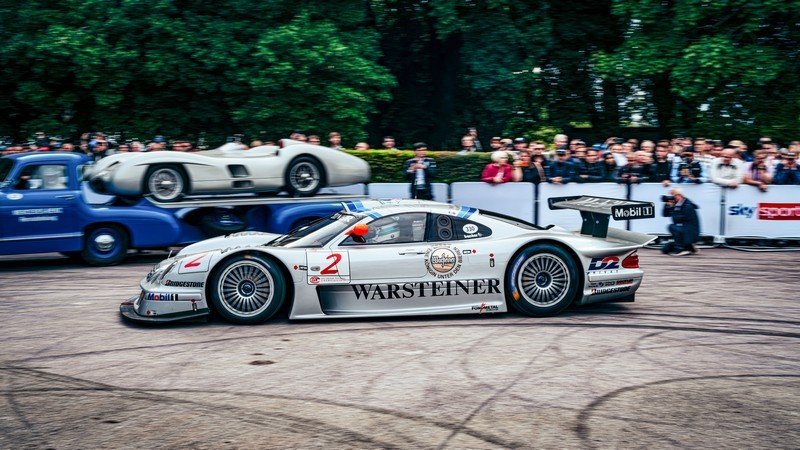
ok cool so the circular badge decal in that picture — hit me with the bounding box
[462,224,478,234]
[425,245,463,279]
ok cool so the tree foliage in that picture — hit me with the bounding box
[0,0,797,145]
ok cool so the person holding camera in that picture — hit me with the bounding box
[743,150,773,192]
[661,188,701,256]
[773,152,800,185]
[404,142,437,200]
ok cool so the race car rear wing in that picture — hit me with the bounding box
[547,196,655,238]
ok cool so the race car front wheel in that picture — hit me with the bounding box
[285,157,323,197]
[80,224,129,266]
[144,165,187,202]
[208,254,286,325]
[505,243,579,317]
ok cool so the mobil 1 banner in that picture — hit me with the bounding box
[725,185,800,238]
[612,203,655,220]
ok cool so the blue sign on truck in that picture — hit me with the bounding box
[0,152,347,265]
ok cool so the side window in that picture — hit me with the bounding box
[427,214,492,242]
[340,213,427,246]
[14,164,69,190]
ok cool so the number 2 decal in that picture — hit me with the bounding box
[321,253,342,275]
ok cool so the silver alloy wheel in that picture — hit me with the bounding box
[517,253,570,307]
[289,162,320,193]
[147,167,184,201]
[217,260,275,317]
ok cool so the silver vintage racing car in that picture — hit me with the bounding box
[120,196,656,324]
[89,140,370,202]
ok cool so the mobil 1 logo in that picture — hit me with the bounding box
[612,203,655,220]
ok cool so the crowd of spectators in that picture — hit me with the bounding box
[475,134,800,188]
[2,128,798,187]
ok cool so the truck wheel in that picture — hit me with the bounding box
[208,254,286,325]
[81,225,129,266]
[144,165,186,202]
[505,243,579,317]
[285,157,323,197]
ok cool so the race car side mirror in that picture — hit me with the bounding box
[346,223,369,243]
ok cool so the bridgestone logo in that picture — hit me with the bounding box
[164,280,204,287]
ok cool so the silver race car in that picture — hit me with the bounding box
[121,196,656,324]
[89,140,370,201]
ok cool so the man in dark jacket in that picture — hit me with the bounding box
[661,188,701,256]
[403,142,437,200]
[577,148,606,182]
[548,149,575,184]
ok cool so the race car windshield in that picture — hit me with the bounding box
[272,212,361,248]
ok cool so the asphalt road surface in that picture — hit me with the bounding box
[1,249,798,449]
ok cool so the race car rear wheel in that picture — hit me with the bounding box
[80,224,129,266]
[208,254,286,325]
[144,165,187,202]
[285,157,324,197]
[505,243,579,317]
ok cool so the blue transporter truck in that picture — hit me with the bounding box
[0,152,348,265]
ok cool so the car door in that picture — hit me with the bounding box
[315,213,430,314]
[0,163,81,254]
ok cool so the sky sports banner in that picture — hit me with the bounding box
[628,183,723,238]
[725,185,800,238]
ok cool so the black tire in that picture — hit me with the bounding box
[144,164,187,202]
[80,224,129,266]
[208,254,286,325]
[505,243,579,317]
[284,156,324,197]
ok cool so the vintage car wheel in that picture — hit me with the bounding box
[505,243,579,317]
[144,165,186,202]
[208,254,286,325]
[80,225,129,266]
[285,157,323,197]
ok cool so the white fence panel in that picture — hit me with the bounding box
[538,183,627,230]
[450,182,535,223]
[319,183,366,195]
[629,183,722,238]
[366,183,449,202]
[724,185,800,238]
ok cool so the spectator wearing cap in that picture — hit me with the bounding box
[91,139,110,161]
[710,149,744,188]
[548,149,575,184]
[674,150,704,184]
[513,137,528,152]
[404,142,437,199]
[481,151,513,184]
[467,127,483,152]
[488,136,503,151]
[328,132,344,150]
[743,150,773,192]
[773,152,800,185]
[382,136,398,151]
[151,136,166,151]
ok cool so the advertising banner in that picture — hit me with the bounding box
[538,183,627,230]
[724,185,800,238]
[319,183,366,195]
[629,183,722,238]
[451,182,535,223]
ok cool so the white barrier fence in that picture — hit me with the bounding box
[629,183,723,238]
[724,186,800,238]
[326,182,800,240]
